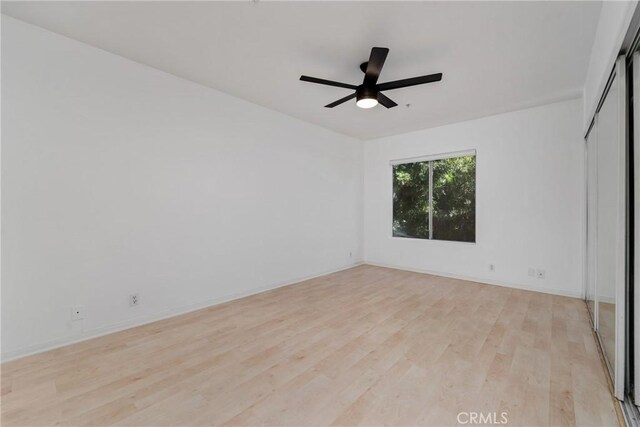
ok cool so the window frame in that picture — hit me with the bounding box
[390,149,477,244]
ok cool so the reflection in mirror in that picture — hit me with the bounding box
[595,76,620,375]
[586,130,597,323]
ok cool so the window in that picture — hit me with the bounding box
[392,153,476,243]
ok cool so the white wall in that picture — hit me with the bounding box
[363,98,585,298]
[584,0,637,131]
[0,11,600,361]
[1,16,363,360]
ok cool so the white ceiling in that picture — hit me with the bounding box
[2,1,601,140]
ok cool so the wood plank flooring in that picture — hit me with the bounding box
[1,265,618,426]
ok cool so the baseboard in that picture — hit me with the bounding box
[1,261,364,362]
[364,261,583,299]
[598,295,617,304]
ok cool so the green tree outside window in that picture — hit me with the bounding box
[392,155,475,243]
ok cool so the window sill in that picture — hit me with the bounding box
[389,235,477,245]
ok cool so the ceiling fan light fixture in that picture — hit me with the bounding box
[356,86,378,109]
[300,47,442,110]
[356,97,378,109]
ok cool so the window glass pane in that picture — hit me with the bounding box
[392,162,430,239]
[432,156,476,242]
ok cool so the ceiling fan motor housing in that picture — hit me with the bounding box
[356,85,378,102]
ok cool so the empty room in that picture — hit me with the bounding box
[4,1,640,426]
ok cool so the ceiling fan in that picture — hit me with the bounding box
[300,47,442,109]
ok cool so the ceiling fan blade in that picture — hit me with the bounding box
[364,47,389,86]
[377,93,398,109]
[377,73,443,91]
[300,75,357,90]
[325,93,356,108]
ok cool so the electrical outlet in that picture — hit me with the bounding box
[528,268,536,277]
[71,305,84,321]
[130,294,140,307]
[489,264,495,272]
[536,269,546,279]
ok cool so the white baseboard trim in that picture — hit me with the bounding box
[598,295,616,304]
[1,261,364,362]
[364,261,583,299]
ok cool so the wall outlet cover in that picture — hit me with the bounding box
[130,294,140,307]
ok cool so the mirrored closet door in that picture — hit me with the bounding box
[586,127,597,324]
[586,56,627,400]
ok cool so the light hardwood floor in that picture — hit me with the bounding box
[1,265,618,426]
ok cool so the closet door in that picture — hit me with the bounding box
[586,127,597,325]
[634,51,640,405]
[596,56,627,399]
